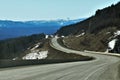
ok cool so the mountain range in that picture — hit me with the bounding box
[0,18,85,40]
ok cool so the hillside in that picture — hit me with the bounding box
[56,2,120,36]
[0,33,89,60]
[56,2,120,53]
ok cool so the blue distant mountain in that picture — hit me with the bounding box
[0,18,85,40]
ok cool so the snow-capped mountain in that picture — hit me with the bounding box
[25,18,85,26]
[0,18,85,40]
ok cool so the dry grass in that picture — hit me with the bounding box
[19,38,93,61]
[62,27,117,52]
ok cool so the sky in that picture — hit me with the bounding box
[0,0,119,21]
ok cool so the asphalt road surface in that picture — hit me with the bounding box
[0,38,120,80]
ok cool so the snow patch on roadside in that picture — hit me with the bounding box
[107,30,120,52]
[45,35,49,39]
[12,57,18,60]
[114,30,120,37]
[55,35,59,38]
[76,32,85,37]
[108,39,117,50]
[22,51,48,60]
[31,43,41,51]
[61,36,65,38]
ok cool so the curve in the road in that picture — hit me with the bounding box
[50,38,120,80]
[0,38,120,80]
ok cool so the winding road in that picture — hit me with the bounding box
[0,38,120,80]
